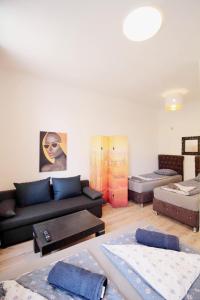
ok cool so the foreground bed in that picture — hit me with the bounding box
[1,224,200,300]
[153,156,200,231]
[0,224,146,300]
[128,155,184,206]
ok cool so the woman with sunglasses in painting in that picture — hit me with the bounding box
[41,132,66,172]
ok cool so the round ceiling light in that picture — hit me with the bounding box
[123,6,162,42]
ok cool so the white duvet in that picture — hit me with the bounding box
[162,183,196,195]
[0,280,46,300]
[134,175,165,181]
[104,244,200,300]
[161,186,191,195]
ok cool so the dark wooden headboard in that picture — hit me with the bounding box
[195,156,200,176]
[158,155,184,179]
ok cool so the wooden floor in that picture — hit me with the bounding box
[0,202,200,280]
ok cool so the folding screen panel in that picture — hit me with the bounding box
[90,136,128,207]
[90,136,109,201]
[108,136,128,207]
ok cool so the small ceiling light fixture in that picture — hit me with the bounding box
[165,96,183,111]
[123,6,162,42]
[162,89,188,112]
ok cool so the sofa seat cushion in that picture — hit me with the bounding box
[0,196,103,232]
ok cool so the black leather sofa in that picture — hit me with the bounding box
[0,180,103,247]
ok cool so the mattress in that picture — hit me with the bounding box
[154,180,200,212]
[129,174,182,193]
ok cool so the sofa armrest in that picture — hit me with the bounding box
[0,190,16,202]
[83,187,103,200]
[0,198,16,218]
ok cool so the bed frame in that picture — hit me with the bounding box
[153,155,200,232]
[195,156,200,176]
[128,154,184,206]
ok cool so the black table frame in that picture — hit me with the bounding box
[33,210,105,256]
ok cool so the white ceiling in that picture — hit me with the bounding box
[0,0,200,106]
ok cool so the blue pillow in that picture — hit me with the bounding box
[136,228,180,251]
[52,175,82,200]
[14,178,51,207]
[83,187,102,200]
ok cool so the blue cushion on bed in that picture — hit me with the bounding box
[52,175,82,200]
[154,169,178,176]
[48,261,107,300]
[14,178,51,207]
[136,228,180,251]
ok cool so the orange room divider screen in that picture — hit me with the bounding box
[90,136,109,201]
[90,136,128,207]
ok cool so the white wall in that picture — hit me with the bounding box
[158,101,200,179]
[0,70,158,190]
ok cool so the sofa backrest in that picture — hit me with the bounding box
[0,180,89,202]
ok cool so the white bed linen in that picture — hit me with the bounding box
[134,175,165,181]
[161,186,191,195]
[1,280,47,300]
[129,175,182,193]
[104,244,200,300]
[175,183,195,192]
[161,184,196,196]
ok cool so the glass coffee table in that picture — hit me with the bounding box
[33,210,105,256]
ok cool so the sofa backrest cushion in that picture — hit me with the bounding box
[0,180,89,206]
[14,178,51,207]
[52,175,82,200]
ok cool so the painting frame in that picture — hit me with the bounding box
[182,136,200,155]
[39,131,67,172]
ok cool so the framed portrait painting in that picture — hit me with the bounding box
[182,136,200,155]
[39,131,67,172]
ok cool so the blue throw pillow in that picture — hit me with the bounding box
[52,175,82,200]
[136,228,180,251]
[14,178,51,207]
[83,187,102,200]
